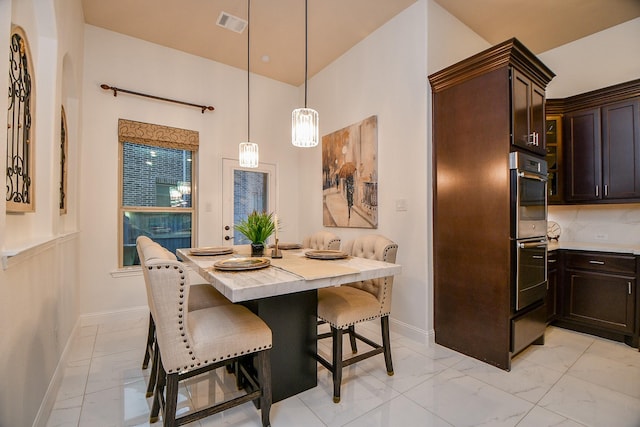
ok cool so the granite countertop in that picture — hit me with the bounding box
[548,240,640,255]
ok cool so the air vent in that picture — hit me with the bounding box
[216,12,248,33]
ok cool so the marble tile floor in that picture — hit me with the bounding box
[46,314,640,427]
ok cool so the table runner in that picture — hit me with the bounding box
[269,254,358,280]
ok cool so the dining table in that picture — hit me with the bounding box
[177,244,401,402]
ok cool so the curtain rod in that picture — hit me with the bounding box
[100,84,215,114]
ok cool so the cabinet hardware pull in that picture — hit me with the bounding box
[629,282,632,295]
[588,260,605,265]
[548,259,557,263]
[595,185,599,197]
[604,184,608,197]
[532,255,544,259]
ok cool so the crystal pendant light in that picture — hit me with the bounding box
[239,0,259,167]
[291,0,319,147]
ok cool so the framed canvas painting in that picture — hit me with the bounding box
[321,115,377,228]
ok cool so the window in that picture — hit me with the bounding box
[6,27,35,212]
[118,119,198,267]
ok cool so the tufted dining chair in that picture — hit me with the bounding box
[302,230,341,250]
[316,234,398,403]
[143,255,272,427]
[136,236,231,398]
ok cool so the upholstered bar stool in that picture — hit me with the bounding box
[302,230,341,250]
[316,234,398,403]
[136,236,231,397]
[144,257,272,427]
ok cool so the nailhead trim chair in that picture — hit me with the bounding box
[144,257,272,427]
[136,236,231,398]
[316,234,398,403]
[302,230,341,250]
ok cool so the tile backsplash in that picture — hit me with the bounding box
[548,204,640,245]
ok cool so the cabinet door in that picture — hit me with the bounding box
[512,69,546,156]
[565,270,634,334]
[546,115,563,203]
[602,99,640,199]
[564,108,602,201]
[546,255,558,322]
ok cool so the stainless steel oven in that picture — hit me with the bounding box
[510,151,547,239]
[510,151,548,312]
[514,237,547,310]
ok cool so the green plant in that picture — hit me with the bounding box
[234,211,275,244]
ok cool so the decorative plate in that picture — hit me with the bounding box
[547,221,561,241]
[268,243,302,250]
[305,250,348,260]
[213,257,270,271]
[190,246,234,256]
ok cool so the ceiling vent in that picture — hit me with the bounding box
[216,12,248,33]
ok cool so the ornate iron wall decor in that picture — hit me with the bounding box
[6,29,34,212]
[60,105,67,213]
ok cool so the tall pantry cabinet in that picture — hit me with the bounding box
[428,39,555,370]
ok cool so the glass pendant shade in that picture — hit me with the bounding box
[239,142,259,168]
[291,107,319,147]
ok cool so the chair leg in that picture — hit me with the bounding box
[150,357,165,423]
[257,350,272,427]
[146,339,158,397]
[142,313,155,369]
[163,373,179,427]
[347,325,358,354]
[381,316,394,375]
[331,326,343,403]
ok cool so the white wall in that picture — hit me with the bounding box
[293,0,487,340]
[0,0,84,426]
[540,17,640,98]
[78,26,301,314]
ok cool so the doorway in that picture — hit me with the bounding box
[222,158,276,245]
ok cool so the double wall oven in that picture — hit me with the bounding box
[509,151,548,353]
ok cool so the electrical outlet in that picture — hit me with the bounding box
[595,233,608,241]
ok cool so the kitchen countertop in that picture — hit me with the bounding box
[548,240,640,255]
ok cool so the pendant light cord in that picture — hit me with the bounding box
[247,0,251,141]
[304,0,308,108]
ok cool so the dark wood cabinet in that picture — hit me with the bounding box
[602,99,640,199]
[564,108,602,201]
[556,250,638,345]
[545,114,563,203]
[546,250,559,323]
[552,80,640,204]
[512,69,546,156]
[429,39,554,371]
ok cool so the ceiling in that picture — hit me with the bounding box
[81,0,640,86]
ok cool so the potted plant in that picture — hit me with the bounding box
[234,210,275,256]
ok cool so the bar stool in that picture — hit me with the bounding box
[316,234,398,403]
[144,257,272,427]
[136,236,231,397]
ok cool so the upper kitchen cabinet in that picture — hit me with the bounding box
[512,69,547,156]
[545,107,563,203]
[561,80,640,203]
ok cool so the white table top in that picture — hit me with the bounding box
[177,246,401,303]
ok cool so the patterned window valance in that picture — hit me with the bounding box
[118,119,199,151]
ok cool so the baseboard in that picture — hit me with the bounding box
[31,320,80,427]
[79,305,148,326]
[390,317,433,345]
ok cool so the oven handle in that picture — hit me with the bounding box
[518,240,547,249]
[518,171,548,182]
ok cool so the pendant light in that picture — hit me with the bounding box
[291,0,319,147]
[239,0,259,167]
